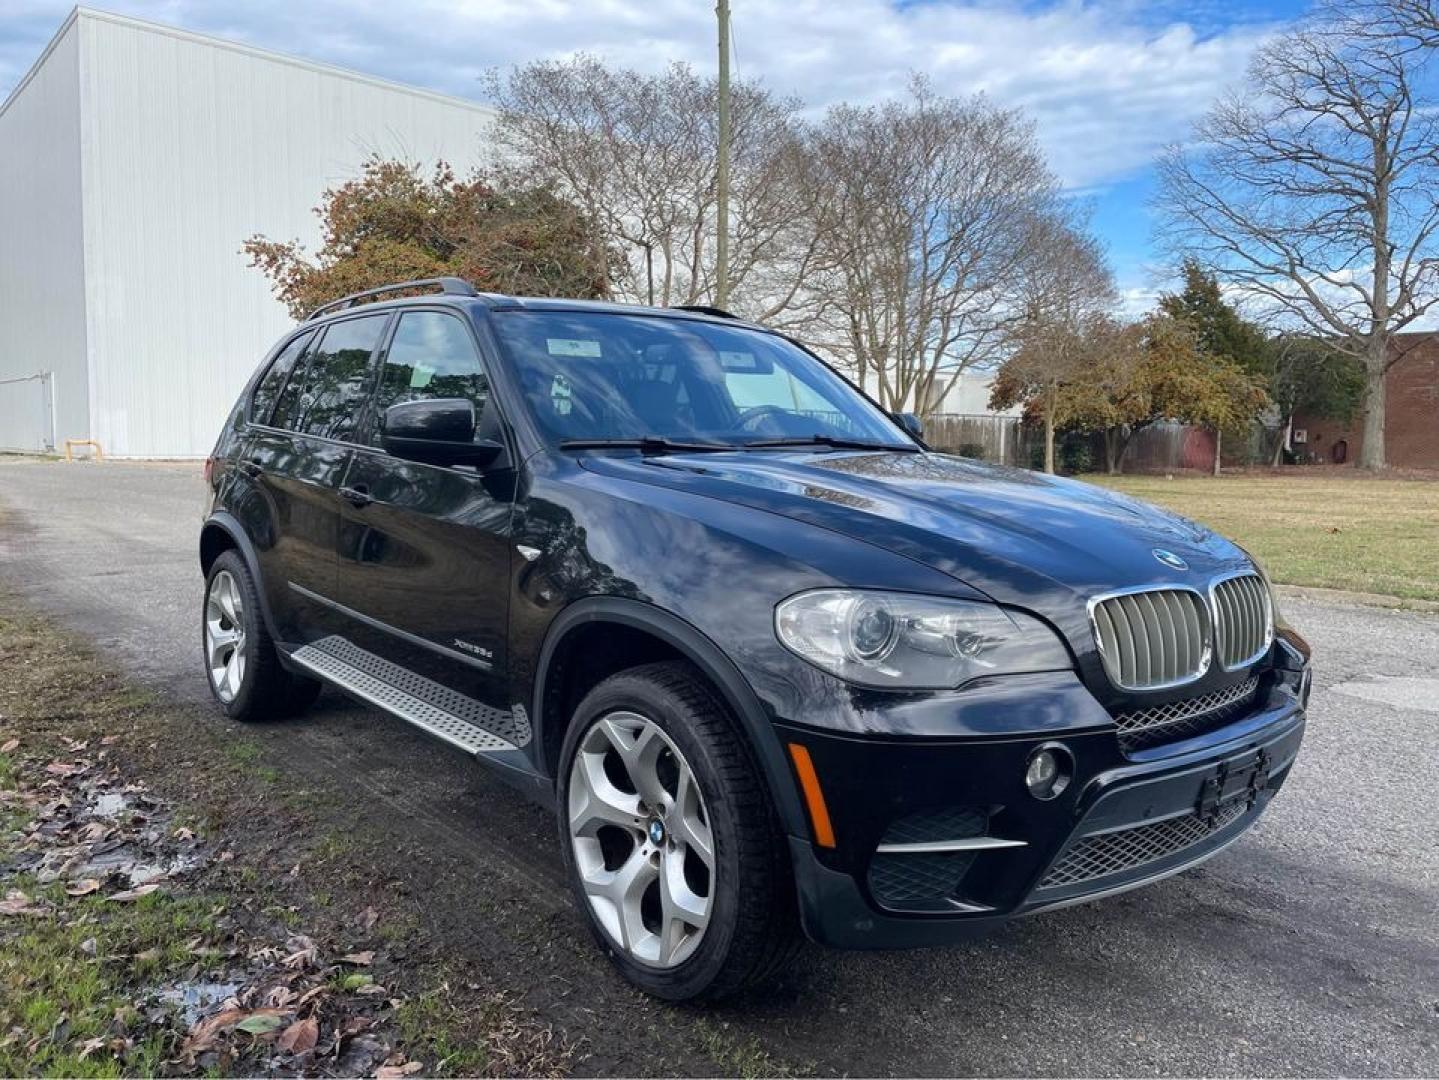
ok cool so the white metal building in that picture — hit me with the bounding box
[0,7,496,457]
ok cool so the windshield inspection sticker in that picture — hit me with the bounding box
[547,338,603,358]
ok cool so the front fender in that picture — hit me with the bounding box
[530,596,809,837]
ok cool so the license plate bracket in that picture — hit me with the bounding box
[1196,748,1271,825]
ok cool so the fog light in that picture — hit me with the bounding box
[1025,745,1071,800]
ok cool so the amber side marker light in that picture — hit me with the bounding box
[787,743,836,849]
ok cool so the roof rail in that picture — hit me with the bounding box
[305,277,479,321]
[670,304,738,320]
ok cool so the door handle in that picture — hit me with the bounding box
[340,485,373,508]
[238,459,262,478]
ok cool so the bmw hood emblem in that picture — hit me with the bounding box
[1152,548,1188,571]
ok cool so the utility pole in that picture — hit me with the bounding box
[715,0,732,310]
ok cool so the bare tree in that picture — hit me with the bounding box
[992,211,1116,472]
[1155,15,1439,469]
[803,80,1059,416]
[482,57,827,328]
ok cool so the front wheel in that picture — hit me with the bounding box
[202,550,320,721]
[557,661,799,1000]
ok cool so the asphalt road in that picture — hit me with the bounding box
[1,458,1436,1077]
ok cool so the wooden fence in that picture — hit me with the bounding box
[923,414,1276,473]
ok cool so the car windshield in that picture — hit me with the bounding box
[489,310,913,449]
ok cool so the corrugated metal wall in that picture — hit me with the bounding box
[0,16,87,453]
[75,11,497,457]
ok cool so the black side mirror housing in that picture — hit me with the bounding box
[381,399,503,468]
[891,411,924,441]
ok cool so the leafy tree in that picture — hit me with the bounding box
[1267,334,1367,462]
[1158,261,1273,472]
[1002,314,1268,474]
[1158,261,1269,377]
[244,157,612,319]
[990,211,1116,473]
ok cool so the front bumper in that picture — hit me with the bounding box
[782,691,1305,950]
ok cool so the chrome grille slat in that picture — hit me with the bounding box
[1091,587,1208,691]
[1212,573,1272,670]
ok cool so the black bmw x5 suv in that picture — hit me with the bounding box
[201,277,1311,1000]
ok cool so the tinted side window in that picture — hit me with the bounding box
[286,314,389,441]
[250,330,314,425]
[373,312,489,436]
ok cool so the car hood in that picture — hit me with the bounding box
[579,449,1250,631]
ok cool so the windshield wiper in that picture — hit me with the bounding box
[740,435,919,452]
[558,437,737,455]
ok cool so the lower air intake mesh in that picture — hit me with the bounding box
[1039,800,1249,890]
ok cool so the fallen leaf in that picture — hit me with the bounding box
[108,883,160,902]
[101,735,120,745]
[376,1062,424,1078]
[356,983,388,997]
[0,738,18,753]
[277,1016,319,1055]
[356,905,379,931]
[45,761,81,777]
[339,950,375,966]
[281,947,316,970]
[185,1007,291,1053]
[79,937,97,956]
[236,1013,286,1036]
[174,826,195,841]
[75,1036,107,1060]
[65,879,102,897]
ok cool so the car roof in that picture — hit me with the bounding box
[306,291,767,332]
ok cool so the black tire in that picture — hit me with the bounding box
[557,660,800,1001]
[202,550,321,722]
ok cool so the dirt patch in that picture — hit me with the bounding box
[0,599,805,1077]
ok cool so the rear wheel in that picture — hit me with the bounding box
[557,661,799,1000]
[203,550,320,721]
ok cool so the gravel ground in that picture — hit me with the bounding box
[1,457,1435,1077]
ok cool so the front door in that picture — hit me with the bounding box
[331,308,515,721]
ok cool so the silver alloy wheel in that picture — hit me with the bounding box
[567,710,714,968]
[204,569,247,703]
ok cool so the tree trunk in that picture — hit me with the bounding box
[1359,350,1387,470]
[1212,427,1222,477]
[1043,385,1056,474]
[1271,415,1289,468]
[1104,428,1121,475]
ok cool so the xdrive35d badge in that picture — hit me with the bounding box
[199,277,1312,1000]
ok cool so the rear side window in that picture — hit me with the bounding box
[372,312,489,436]
[250,330,314,425]
[277,314,389,441]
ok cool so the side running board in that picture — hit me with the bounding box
[289,636,529,756]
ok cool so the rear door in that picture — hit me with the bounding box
[242,312,391,641]
[330,308,514,716]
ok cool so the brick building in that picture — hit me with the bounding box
[1294,333,1439,469]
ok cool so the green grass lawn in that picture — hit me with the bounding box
[1087,473,1439,602]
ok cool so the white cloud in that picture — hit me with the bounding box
[2,1,1281,192]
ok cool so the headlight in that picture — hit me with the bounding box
[774,589,1072,689]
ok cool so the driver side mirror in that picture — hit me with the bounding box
[891,411,924,440]
[381,399,503,468]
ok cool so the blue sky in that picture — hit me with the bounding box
[2,0,1315,310]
